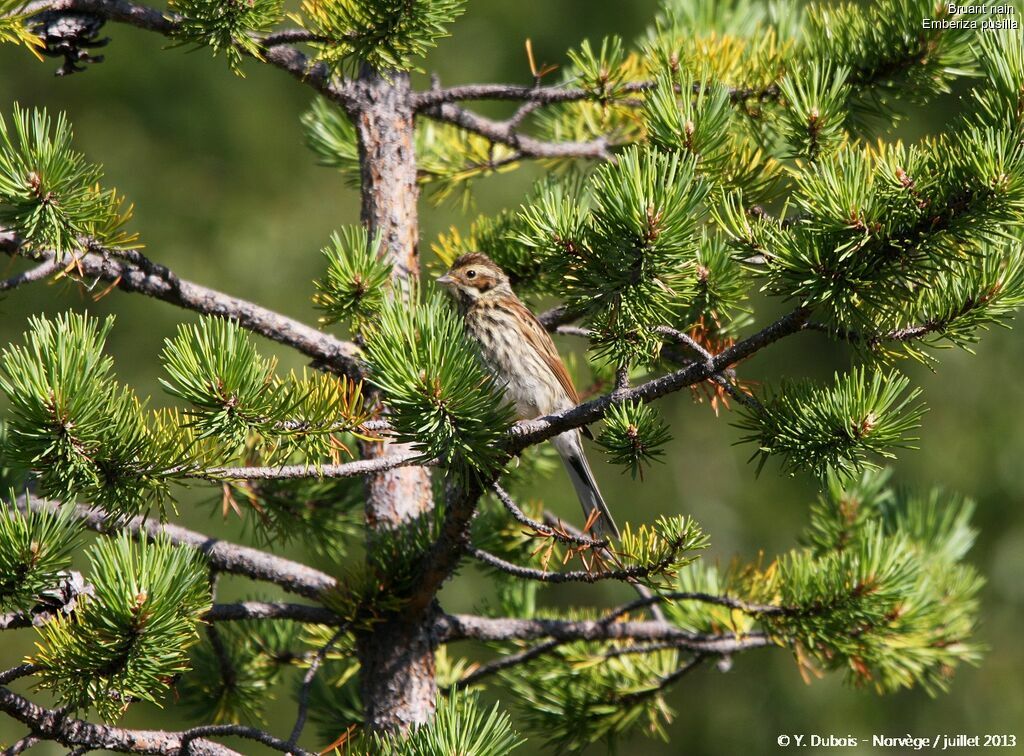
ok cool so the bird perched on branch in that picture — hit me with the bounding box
[438,252,620,539]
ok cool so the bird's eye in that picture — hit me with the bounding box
[466,269,477,279]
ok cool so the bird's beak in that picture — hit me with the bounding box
[436,274,453,286]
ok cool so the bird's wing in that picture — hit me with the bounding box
[506,297,580,405]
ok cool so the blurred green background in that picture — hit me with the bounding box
[2,1,1023,753]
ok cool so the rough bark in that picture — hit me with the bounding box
[351,66,438,733]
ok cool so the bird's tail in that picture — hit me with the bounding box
[552,431,620,540]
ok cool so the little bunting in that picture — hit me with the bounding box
[438,252,619,539]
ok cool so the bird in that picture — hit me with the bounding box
[437,252,620,539]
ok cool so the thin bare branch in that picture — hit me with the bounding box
[535,512,665,621]
[537,304,577,330]
[0,232,363,379]
[439,588,784,688]
[287,626,348,748]
[492,483,607,549]
[413,79,782,110]
[805,320,952,346]
[601,589,788,619]
[261,28,324,47]
[554,324,591,338]
[0,258,60,292]
[657,326,764,412]
[447,640,561,691]
[176,723,314,756]
[420,101,612,160]
[469,546,676,585]
[4,734,40,754]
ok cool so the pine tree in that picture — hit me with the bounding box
[1,0,1022,753]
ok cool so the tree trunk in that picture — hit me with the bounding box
[351,67,438,733]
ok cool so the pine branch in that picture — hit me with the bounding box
[0,231,363,378]
[410,309,811,610]
[607,590,786,619]
[19,0,357,108]
[805,315,995,348]
[0,686,249,755]
[0,664,38,685]
[537,304,577,330]
[206,601,341,625]
[407,476,486,614]
[412,78,787,110]
[511,307,812,452]
[437,613,772,651]
[412,80,655,109]
[192,453,429,482]
[5,735,39,754]
[16,496,336,599]
[440,588,783,689]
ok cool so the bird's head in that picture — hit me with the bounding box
[436,252,511,305]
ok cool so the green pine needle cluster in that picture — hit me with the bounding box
[738,367,924,479]
[34,533,210,720]
[479,471,982,750]
[567,36,635,105]
[776,63,850,161]
[169,0,284,74]
[0,495,79,611]
[617,515,708,586]
[314,226,392,329]
[226,476,364,558]
[323,505,445,625]
[0,105,134,255]
[502,619,683,751]
[344,690,523,755]
[800,0,978,127]
[0,313,182,520]
[598,399,672,478]
[302,98,361,184]
[299,0,467,73]
[664,470,982,696]
[0,312,370,519]
[363,294,515,477]
[773,471,983,694]
[718,125,1024,337]
[179,620,302,725]
[161,317,371,458]
[518,146,711,365]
